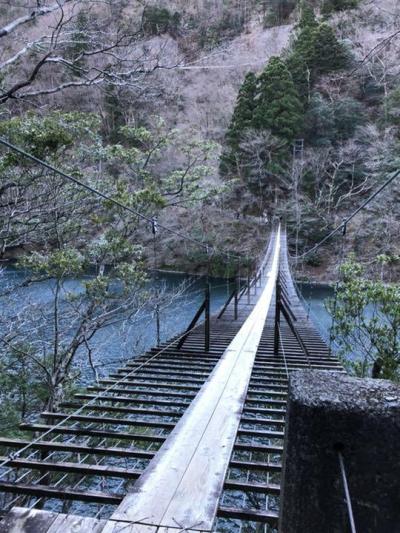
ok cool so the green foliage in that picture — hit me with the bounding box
[304,93,336,146]
[221,73,258,174]
[304,94,365,145]
[142,6,181,36]
[227,73,258,147]
[333,97,365,140]
[305,252,323,267]
[65,10,91,75]
[327,258,400,380]
[297,1,318,30]
[321,0,360,15]
[254,57,303,142]
[385,87,400,127]
[312,23,350,76]
[19,249,85,279]
[0,111,99,160]
[0,112,218,261]
[195,12,245,49]
[287,8,350,98]
[263,0,297,28]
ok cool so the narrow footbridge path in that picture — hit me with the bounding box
[0,226,343,532]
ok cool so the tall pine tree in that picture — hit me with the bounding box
[226,72,257,150]
[287,2,318,100]
[296,0,318,30]
[287,5,350,100]
[312,23,350,76]
[220,72,257,175]
[254,57,303,142]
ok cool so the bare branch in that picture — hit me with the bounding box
[0,0,72,39]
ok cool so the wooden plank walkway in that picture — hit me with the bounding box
[0,227,345,532]
[111,228,281,531]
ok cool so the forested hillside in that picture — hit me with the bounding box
[0,0,399,280]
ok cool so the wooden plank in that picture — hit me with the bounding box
[112,227,281,531]
[0,507,59,533]
[74,394,189,408]
[101,522,156,533]
[46,514,106,533]
[48,515,106,533]
[157,529,205,533]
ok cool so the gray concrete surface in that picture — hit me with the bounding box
[279,370,400,533]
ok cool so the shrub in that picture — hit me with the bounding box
[142,6,181,36]
[386,87,400,127]
[321,0,359,15]
[263,0,297,28]
[304,93,336,146]
[333,97,365,140]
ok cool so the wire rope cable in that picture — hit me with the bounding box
[0,137,241,262]
[296,168,400,260]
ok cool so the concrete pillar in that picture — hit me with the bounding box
[279,370,400,533]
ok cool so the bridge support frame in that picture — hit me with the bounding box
[177,283,210,352]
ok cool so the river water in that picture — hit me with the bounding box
[0,269,334,383]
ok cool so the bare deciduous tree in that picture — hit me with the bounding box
[0,0,180,104]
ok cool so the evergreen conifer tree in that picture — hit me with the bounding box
[312,23,349,75]
[287,2,318,99]
[254,57,303,142]
[297,0,318,30]
[226,72,257,149]
[321,0,359,15]
[220,72,257,175]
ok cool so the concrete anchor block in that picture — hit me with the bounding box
[279,370,400,533]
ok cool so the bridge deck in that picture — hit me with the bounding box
[0,228,344,532]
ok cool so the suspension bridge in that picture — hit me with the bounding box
[0,223,345,532]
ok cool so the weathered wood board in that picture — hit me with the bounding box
[111,228,281,531]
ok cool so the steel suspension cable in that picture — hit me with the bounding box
[296,168,400,260]
[0,137,240,262]
[338,451,357,533]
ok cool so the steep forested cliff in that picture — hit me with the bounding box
[0,0,399,280]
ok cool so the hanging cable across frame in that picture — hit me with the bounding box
[296,168,400,260]
[0,137,241,262]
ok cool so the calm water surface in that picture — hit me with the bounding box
[0,269,334,383]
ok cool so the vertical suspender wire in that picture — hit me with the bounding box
[246,255,251,305]
[234,256,241,320]
[306,281,312,321]
[329,222,347,357]
[205,244,211,352]
[338,451,357,533]
[152,216,161,348]
[226,252,231,299]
